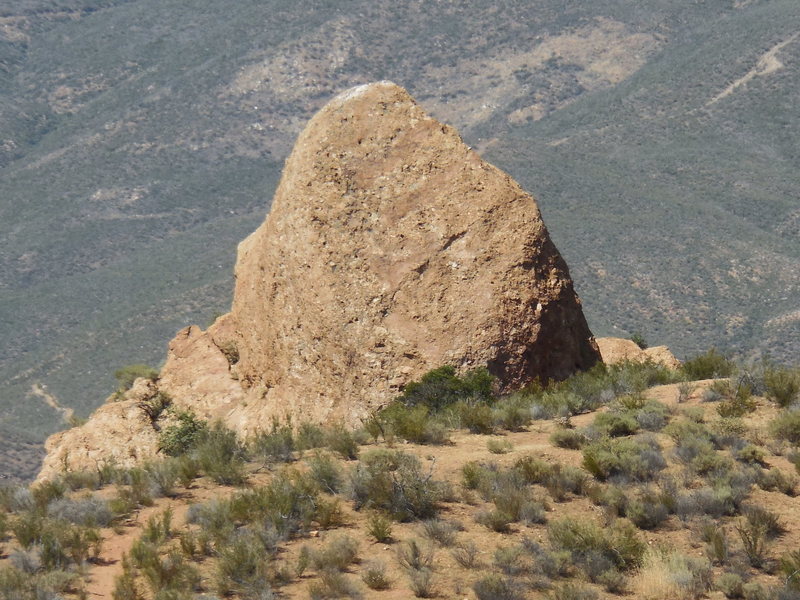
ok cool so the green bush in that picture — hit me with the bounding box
[366,512,393,543]
[252,420,295,463]
[473,574,524,600]
[487,438,513,454]
[195,422,248,485]
[306,452,343,494]
[548,518,645,572]
[550,427,588,449]
[378,403,449,444]
[311,534,359,571]
[770,410,800,445]
[593,411,639,437]
[681,349,735,380]
[349,450,443,521]
[582,435,665,482]
[158,411,207,457]
[114,364,159,391]
[764,365,800,407]
[325,424,360,460]
[361,560,391,590]
[215,532,270,596]
[458,401,495,434]
[717,572,744,598]
[398,365,495,410]
[296,422,327,451]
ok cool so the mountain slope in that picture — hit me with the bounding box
[1,0,798,477]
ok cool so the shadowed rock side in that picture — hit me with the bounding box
[37,81,599,479]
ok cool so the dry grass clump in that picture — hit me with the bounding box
[630,549,713,600]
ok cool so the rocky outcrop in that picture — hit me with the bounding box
[596,337,681,369]
[38,81,600,479]
[38,379,161,479]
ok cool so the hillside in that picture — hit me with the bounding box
[1,0,799,475]
[3,360,800,599]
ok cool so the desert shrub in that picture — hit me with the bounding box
[451,541,480,569]
[473,574,524,600]
[195,422,248,485]
[770,410,800,445]
[229,470,319,537]
[521,539,573,579]
[62,470,101,491]
[630,332,648,349]
[308,569,361,599]
[681,349,735,380]
[493,395,532,431]
[306,452,343,494]
[458,400,495,434]
[361,561,391,590]
[366,512,393,543]
[714,381,756,418]
[0,566,78,600]
[717,572,744,598]
[598,568,627,594]
[631,549,713,600]
[142,508,173,545]
[48,495,113,527]
[594,411,639,437]
[325,424,360,460]
[742,505,784,538]
[545,465,591,502]
[398,365,494,411]
[159,411,208,457]
[514,455,554,484]
[397,539,435,572]
[487,438,513,454]
[701,522,729,565]
[677,382,695,403]
[476,508,513,532]
[31,480,66,512]
[186,498,236,544]
[378,403,449,444]
[494,544,527,575]
[115,364,159,391]
[764,365,800,408]
[627,490,670,530]
[312,535,359,572]
[548,518,645,572]
[215,532,270,596]
[349,450,442,521]
[252,421,295,464]
[550,427,588,449]
[780,550,800,591]
[550,582,599,600]
[635,401,670,431]
[757,468,797,495]
[420,519,457,547]
[144,459,180,498]
[296,422,327,451]
[733,444,767,467]
[407,567,435,598]
[736,518,768,568]
[582,435,666,482]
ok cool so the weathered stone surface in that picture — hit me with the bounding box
[229,81,599,427]
[38,81,600,478]
[596,337,681,369]
[38,379,161,480]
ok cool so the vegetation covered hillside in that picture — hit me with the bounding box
[1,1,798,476]
[2,360,800,599]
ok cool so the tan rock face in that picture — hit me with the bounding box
[596,337,681,369]
[38,379,161,480]
[38,81,600,478]
[230,81,599,427]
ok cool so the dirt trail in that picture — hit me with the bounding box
[708,33,799,105]
[30,383,74,425]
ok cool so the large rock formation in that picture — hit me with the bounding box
[38,81,600,479]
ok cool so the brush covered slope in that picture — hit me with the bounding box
[37,82,599,480]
